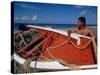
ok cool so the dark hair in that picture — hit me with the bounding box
[78,16,86,25]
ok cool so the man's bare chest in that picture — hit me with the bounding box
[76,29,89,36]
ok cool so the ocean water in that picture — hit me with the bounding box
[14,23,97,34]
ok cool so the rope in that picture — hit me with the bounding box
[22,59,32,73]
[45,48,80,70]
[45,38,92,59]
[34,40,76,69]
[39,37,93,70]
[37,37,92,56]
[32,36,93,62]
[19,32,27,46]
[91,38,97,59]
[18,33,94,71]
[70,39,92,50]
[19,32,34,73]
[34,47,80,70]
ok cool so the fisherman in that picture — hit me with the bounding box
[67,16,97,65]
[67,16,96,41]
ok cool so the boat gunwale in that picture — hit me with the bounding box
[27,25,91,40]
[13,53,97,70]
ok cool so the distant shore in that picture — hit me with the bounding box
[14,24,97,36]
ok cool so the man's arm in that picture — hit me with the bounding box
[67,28,77,37]
[88,29,96,39]
[88,29,97,58]
[67,28,77,41]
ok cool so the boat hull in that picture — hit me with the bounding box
[36,28,96,65]
[14,25,97,71]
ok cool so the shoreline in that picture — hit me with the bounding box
[14,25,97,35]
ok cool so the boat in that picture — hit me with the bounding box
[13,25,97,73]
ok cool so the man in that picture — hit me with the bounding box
[67,16,96,41]
[67,16,97,65]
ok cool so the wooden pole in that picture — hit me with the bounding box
[19,32,27,46]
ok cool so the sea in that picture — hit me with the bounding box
[14,23,97,34]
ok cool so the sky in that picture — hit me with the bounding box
[13,1,97,24]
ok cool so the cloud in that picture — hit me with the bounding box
[91,14,96,17]
[79,10,87,16]
[15,17,19,20]
[20,4,41,10]
[32,15,37,21]
[21,16,29,20]
[15,15,37,21]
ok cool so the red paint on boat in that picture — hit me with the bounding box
[17,28,96,66]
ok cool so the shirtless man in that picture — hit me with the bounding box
[67,16,96,41]
[67,17,97,69]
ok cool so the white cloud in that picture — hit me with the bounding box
[91,14,95,17]
[15,15,37,21]
[21,16,29,20]
[32,15,37,21]
[20,4,41,10]
[15,17,19,20]
[79,10,87,16]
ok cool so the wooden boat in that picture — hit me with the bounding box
[13,25,97,72]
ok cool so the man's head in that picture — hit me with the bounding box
[77,16,86,29]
